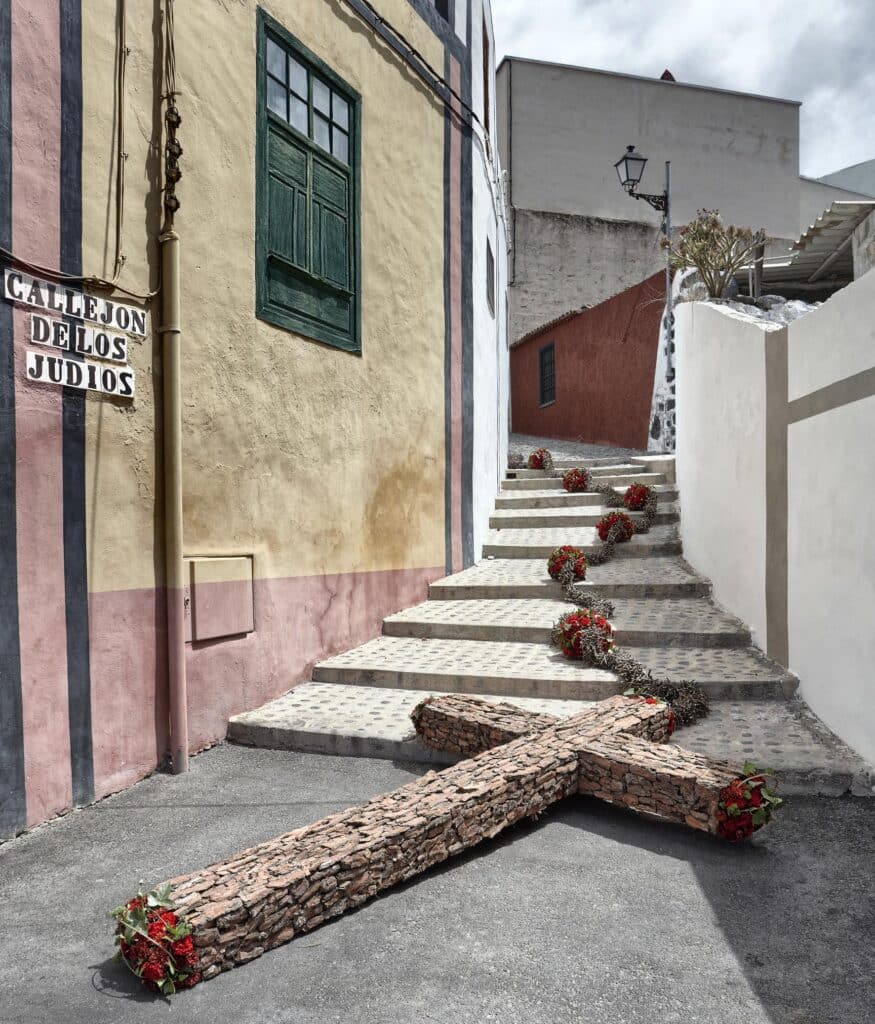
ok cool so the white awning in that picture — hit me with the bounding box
[745,201,875,291]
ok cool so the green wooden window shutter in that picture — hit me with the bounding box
[256,12,360,353]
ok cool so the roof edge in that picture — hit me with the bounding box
[497,55,802,107]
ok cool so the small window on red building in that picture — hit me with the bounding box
[539,343,555,406]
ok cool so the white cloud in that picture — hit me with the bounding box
[493,0,875,177]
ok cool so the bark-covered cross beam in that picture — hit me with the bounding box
[142,695,766,986]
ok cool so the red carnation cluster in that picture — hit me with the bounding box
[527,447,551,469]
[624,482,653,511]
[552,608,614,659]
[597,510,635,543]
[562,467,591,493]
[547,545,587,581]
[717,769,781,842]
[112,888,200,995]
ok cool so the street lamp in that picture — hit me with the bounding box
[614,145,675,392]
[613,145,668,212]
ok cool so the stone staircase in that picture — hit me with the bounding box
[229,453,872,796]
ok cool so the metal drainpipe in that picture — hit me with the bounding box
[159,221,188,774]
[159,0,187,774]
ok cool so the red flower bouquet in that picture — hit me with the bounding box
[596,510,635,543]
[111,884,200,994]
[527,448,551,469]
[547,545,587,581]
[552,608,615,659]
[623,482,653,511]
[562,467,591,493]
[716,763,782,841]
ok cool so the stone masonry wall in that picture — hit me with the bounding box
[415,695,739,834]
[158,696,742,986]
[168,725,581,981]
[577,735,738,833]
[412,693,672,758]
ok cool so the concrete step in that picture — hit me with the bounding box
[545,456,632,469]
[428,557,712,599]
[229,682,591,766]
[229,683,873,796]
[482,524,681,559]
[502,472,666,491]
[508,463,650,479]
[383,597,750,648]
[495,486,678,510]
[489,504,679,529]
[312,635,797,700]
[549,456,676,482]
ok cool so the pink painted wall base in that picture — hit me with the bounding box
[88,565,441,802]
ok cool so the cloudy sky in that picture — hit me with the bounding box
[492,0,875,178]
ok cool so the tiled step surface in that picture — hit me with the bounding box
[508,434,644,464]
[229,682,591,765]
[502,472,666,491]
[508,464,650,479]
[312,635,797,700]
[495,486,678,509]
[482,524,681,558]
[489,504,679,529]
[551,454,676,479]
[229,683,872,796]
[428,556,712,599]
[383,596,750,647]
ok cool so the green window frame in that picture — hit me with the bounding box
[256,9,361,353]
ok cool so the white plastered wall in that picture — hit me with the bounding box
[675,277,875,763]
[675,302,771,648]
[786,272,875,762]
[470,0,508,559]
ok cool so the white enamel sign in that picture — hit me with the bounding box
[4,268,147,337]
[25,350,135,398]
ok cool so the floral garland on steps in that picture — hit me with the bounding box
[525,448,710,727]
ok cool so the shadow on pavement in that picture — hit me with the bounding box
[554,794,873,1024]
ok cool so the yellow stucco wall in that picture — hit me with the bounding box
[82,0,447,594]
[81,2,163,595]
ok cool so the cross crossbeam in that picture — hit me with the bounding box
[148,695,757,986]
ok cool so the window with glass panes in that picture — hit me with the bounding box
[256,11,360,352]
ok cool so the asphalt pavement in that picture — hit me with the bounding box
[0,742,872,1024]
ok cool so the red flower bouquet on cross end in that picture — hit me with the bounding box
[111,883,200,995]
[562,467,591,493]
[596,510,635,542]
[552,608,615,659]
[527,448,551,469]
[717,763,783,842]
[623,482,653,511]
[547,545,587,581]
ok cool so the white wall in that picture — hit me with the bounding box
[675,302,773,647]
[499,59,802,241]
[786,272,875,762]
[819,158,875,198]
[471,0,509,558]
[675,275,875,762]
[852,209,875,279]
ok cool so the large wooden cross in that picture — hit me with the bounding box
[155,695,759,985]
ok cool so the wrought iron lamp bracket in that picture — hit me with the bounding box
[629,189,668,213]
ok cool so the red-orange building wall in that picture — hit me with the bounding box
[510,273,665,450]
